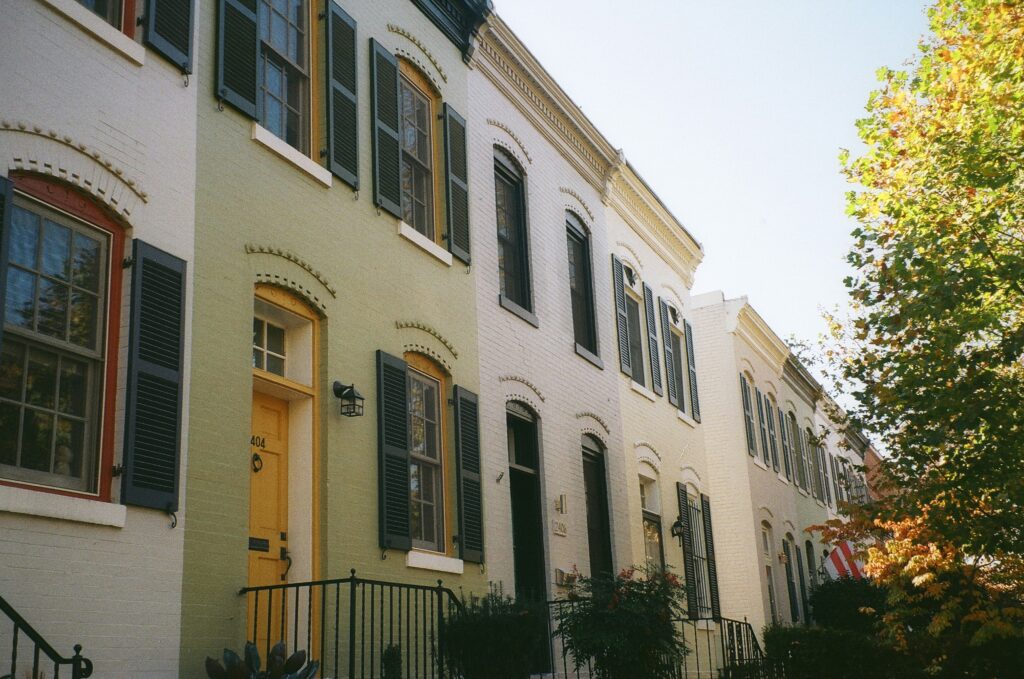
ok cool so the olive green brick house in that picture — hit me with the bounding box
[179,0,492,672]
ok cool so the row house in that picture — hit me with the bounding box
[0,0,198,675]
[692,292,869,638]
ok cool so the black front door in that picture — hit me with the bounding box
[507,408,545,601]
[583,441,613,577]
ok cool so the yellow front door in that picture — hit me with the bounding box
[248,391,289,648]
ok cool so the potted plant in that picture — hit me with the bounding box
[554,565,688,679]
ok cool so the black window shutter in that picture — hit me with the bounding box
[327,3,358,188]
[0,177,12,351]
[145,0,195,74]
[659,299,678,408]
[783,540,800,623]
[684,320,700,421]
[370,40,402,219]
[643,284,662,396]
[740,374,755,456]
[216,0,258,118]
[778,406,792,479]
[454,385,483,563]
[611,255,631,376]
[122,241,187,513]
[756,389,771,466]
[700,493,721,620]
[443,104,471,264]
[676,483,699,620]
[795,546,809,624]
[377,350,411,551]
[767,404,780,472]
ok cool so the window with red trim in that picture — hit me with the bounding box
[1,179,123,498]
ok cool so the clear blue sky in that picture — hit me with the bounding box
[497,1,931,348]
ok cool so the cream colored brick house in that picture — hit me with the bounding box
[0,0,197,676]
[692,292,869,639]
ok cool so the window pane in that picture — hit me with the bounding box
[59,359,87,416]
[271,12,287,53]
[73,232,102,291]
[55,418,85,478]
[0,402,18,466]
[253,348,264,370]
[5,268,37,330]
[25,349,58,409]
[21,409,54,472]
[266,323,285,355]
[70,291,98,349]
[36,278,69,339]
[627,297,645,385]
[0,341,25,401]
[671,333,686,403]
[41,220,71,281]
[10,207,39,268]
[643,517,663,569]
[266,355,285,376]
[253,318,265,348]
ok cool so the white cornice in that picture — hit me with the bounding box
[734,304,790,370]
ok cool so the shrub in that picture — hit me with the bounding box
[808,576,886,635]
[763,625,916,679]
[553,565,688,679]
[443,585,547,679]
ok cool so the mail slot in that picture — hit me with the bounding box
[248,537,270,552]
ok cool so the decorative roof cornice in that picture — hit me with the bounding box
[733,301,790,371]
[783,355,822,408]
[409,0,492,61]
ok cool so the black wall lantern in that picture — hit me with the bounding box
[333,381,365,417]
[671,517,685,544]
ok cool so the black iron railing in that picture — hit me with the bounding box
[0,594,93,679]
[544,599,774,679]
[239,570,463,679]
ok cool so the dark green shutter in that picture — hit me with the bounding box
[659,299,678,408]
[122,241,187,512]
[643,284,662,396]
[740,374,755,456]
[756,388,771,466]
[370,40,402,219]
[216,0,258,118]
[677,483,698,620]
[377,350,411,551]
[767,404,780,472]
[327,3,358,188]
[783,540,800,623]
[444,104,471,264]
[700,493,721,620]
[454,386,483,563]
[612,255,630,376]
[145,0,195,74]
[684,320,700,421]
[778,406,792,480]
[0,177,12,351]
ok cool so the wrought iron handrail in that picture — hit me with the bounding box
[239,570,464,679]
[0,594,93,679]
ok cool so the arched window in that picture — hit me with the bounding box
[638,463,663,569]
[506,402,545,600]
[398,61,442,241]
[565,212,597,355]
[782,533,801,623]
[406,353,447,552]
[494,148,533,318]
[739,372,757,457]
[582,434,612,576]
[761,522,779,623]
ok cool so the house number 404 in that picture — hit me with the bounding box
[250,436,266,449]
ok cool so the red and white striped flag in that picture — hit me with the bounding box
[823,541,866,580]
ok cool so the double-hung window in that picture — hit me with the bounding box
[639,475,664,570]
[399,68,437,239]
[408,367,443,551]
[494,151,532,314]
[1,201,108,493]
[565,213,597,354]
[625,291,645,385]
[77,0,122,28]
[259,0,309,154]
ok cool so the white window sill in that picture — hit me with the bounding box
[406,550,464,574]
[677,410,697,428]
[630,381,656,402]
[39,0,145,66]
[251,123,333,187]
[398,222,453,266]
[0,485,126,528]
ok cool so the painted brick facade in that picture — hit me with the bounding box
[0,0,197,676]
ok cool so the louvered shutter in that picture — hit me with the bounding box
[767,404,780,471]
[795,547,809,624]
[684,320,700,421]
[377,351,411,551]
[444,104,471,264]
[783,540,800,623]
[740,374,755,456]
[215,0,258,118]
[659,299,678,408]
[145,0,195,74]
[643,284,662,396]
[327,3,358,188]
[611,255,631,376]
[756,389,771,466]
[778,407,792,480]
[830,454,841,504]
[0,177,12,351]
[676,483,699,620]
[700,493,721,620]
[122,241,186,512]
[454,386,483,562]
[821,447,832,506]
[370,40,402,219]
